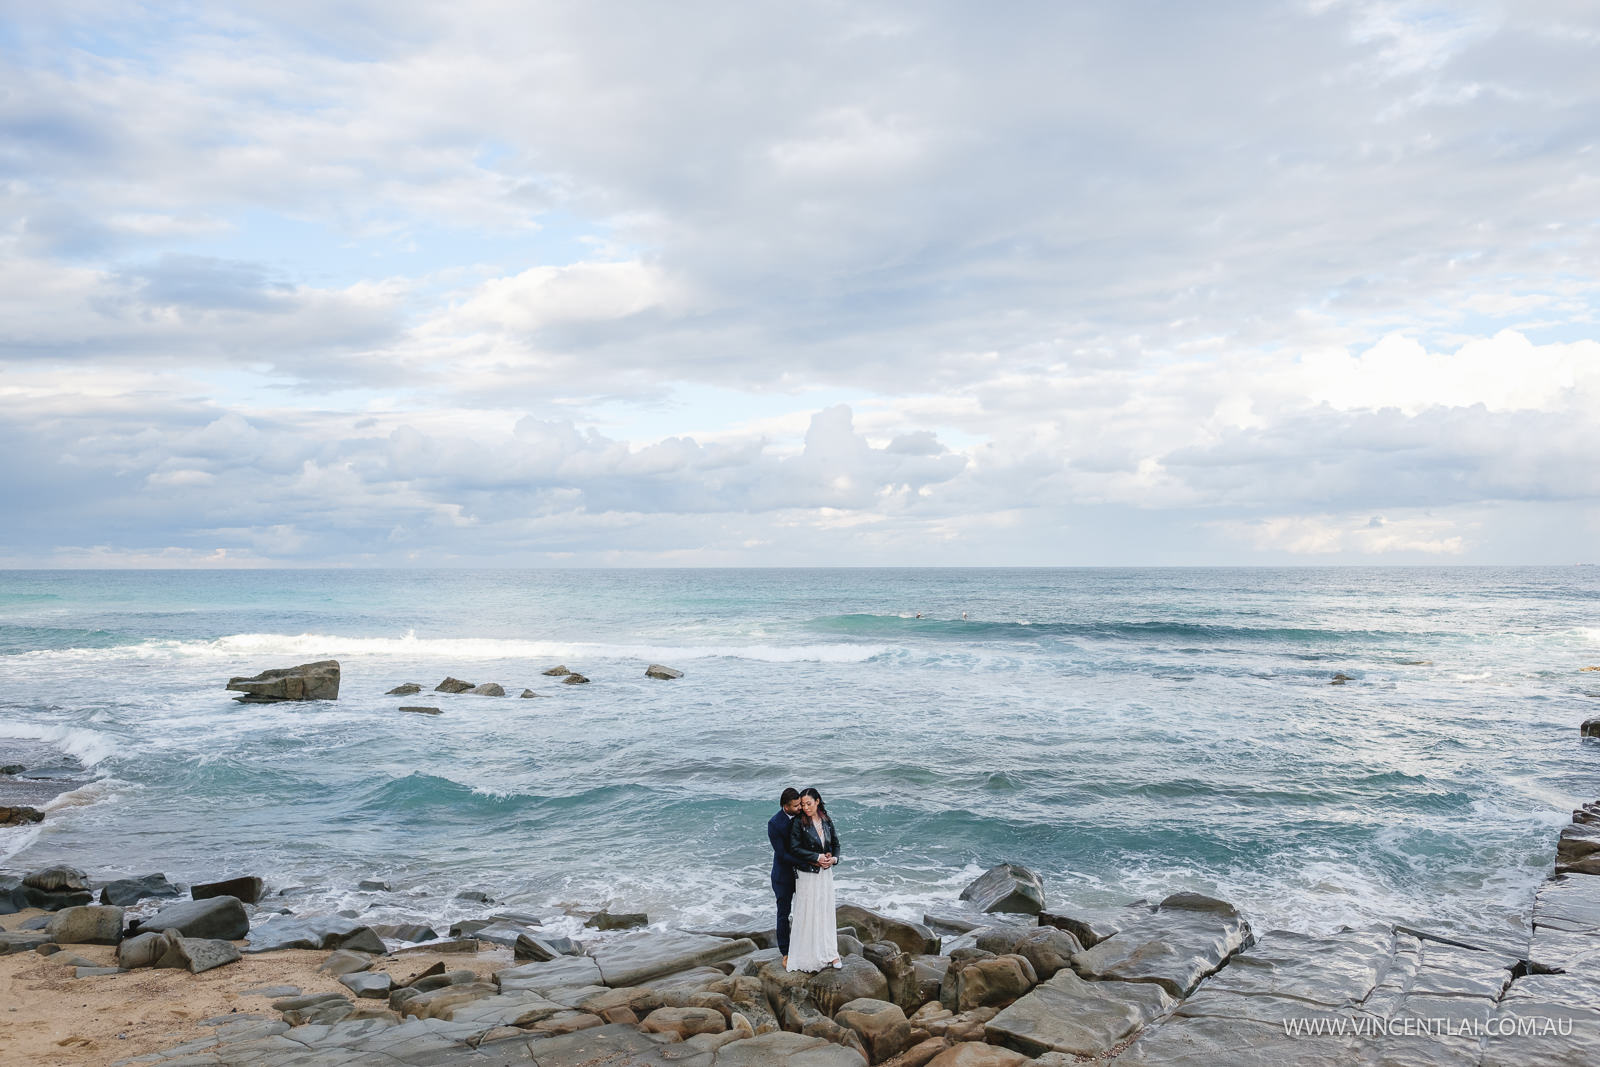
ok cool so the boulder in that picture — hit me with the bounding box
[514,932,573,961]
[958,864,1044,915]
[467,682,506,696]
[116,931,167,969]
[520,689,540,698]
[984,968,1174,1057]
[710,1029,871,1066]
[316,948,374,976]
[0,875,27,915]
[641,1005,727,1038]
[340,971,393,999]
[45,905,124,945]
[243,915,384,953]
[563,673,590,684]
[863,941,922,1011]
[0,805,43,826]
[192,875,265,904]
[226,659,340,702]
[434,676,474,693]
[1038,907,1122,948]
[980,926,1080,980]
[1556,822,1600,875]
[0,931,51,955]
[646,664,684,680]
[836,997,915,1063]
[1583,718,1600,738]
[940,954,1037,1013]
[131,896,250,941]
[809,954,892,1016]
[542,665,571,676]
[925,1042,1033,1067]
[890,1038,953,1067]
[589,930,755,987]
[400,706,442,715]
[0,763,25,775]
[100,873,181,907]
[1070,892,1252,998]
[152,929,241,973]
[386,683,422,695]
[587,910,648,931]
[837,904,940,955]
[912,955,950,1005]
[24,865,89,892]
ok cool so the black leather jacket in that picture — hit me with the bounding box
[788,812,841,874]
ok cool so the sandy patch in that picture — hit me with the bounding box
[0,909,512,1066]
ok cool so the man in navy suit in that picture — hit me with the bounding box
[768,787,803,966]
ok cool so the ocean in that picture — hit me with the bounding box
[2,567,1596,946]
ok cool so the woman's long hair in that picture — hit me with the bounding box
[800,786,829,819]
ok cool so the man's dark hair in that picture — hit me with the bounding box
[779,787,801,806]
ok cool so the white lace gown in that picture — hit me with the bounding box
[786,866,838,971]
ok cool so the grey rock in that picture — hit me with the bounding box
[1038,906,1123,948]
[838,932,864,957]
[1583,718,1600,739]
[357,878,391,892]
[0,763,24,775]
[340,971,394,999]
[192,874,265,904]
[74,966,124,978]
[985,968,1174,1058]
[1070,891,1252,997]
[131,895,250,941]
[244,915,384,953]
[1199,926,1395,1007]
[836,903,941,955]
[226,659,340,702]
[514,932,571,961]
[0,931,50,955]
[386,683,422,695]
[923,907,1029,936]
[646,664,684,680]
[713,1029,870,1066]
[1533,872,1600,932]
[542,665,571,676]
[1556,822,1600,875]
[589,930,756,987]
[519,689,541,698]
[835,997,914,1063]
[0,875,26,915]
[958,864,1045,915]
[45,904,124,945]
[1482,971,1600,1066]
[940,953,1037,1013]
[806,954,891,1016]
[496,954,604,993]
[153,929,241,973]
[100,872,181,907]
[20,886,93,911]
[370,921,437,943]
[117,931,168,968]
[434,676,475,693]
[23,864,89,891]
[587,909,649,931]
[467,682,506,696]
[988,926,1081,980]
[242,983,301,997]
[400,705,442,714]
[563,672,591,684]
[317,948,375,976]
[1114,1007,1358,1067]
[455,888,493,903]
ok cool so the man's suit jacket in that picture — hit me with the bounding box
[768,809,799,890]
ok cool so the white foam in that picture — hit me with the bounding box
[0,722,119,768]
[13,631,889,665]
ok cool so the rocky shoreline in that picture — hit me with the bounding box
[4,824,1600,1067]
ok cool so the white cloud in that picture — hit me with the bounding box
[1218,513,1469,556]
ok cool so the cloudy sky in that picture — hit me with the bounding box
[2,1,1597,566]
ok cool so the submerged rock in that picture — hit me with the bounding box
[386,683,422,695]
[226,659,340,702]
[563,673,591,684]
[645,664,684,680]
[519,689,541,698]
[542,665,571,676]
[434,676,474,693]
[586,910,648,931]
[100,873,181,907]
[0,805,44,826]
[399,706,442,715]
[467,682,506,696]
[1583,718,1600,739]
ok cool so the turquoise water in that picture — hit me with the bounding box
[1,567,1597,943]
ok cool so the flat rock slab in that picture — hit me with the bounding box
[1114,1010,1361,1067]
[1071,892,1251,997]
[984,967,1174,1057]
[1200,927,1395,1008]
[1482,971,1600,1066]
[131,896,250,941]
[1535,874,1600,934]
[589,930,755,987]
[244,915,384,953]
[496,954,604,993]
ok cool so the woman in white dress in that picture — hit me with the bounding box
[785,787,843,971]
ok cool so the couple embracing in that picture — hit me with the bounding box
[766,786,843,972]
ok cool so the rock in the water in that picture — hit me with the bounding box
[0,805,44,826]
[519,689,540,698]
[1330,672,1353,684]
[645,664,684,680]
[192,875,265,904]
[984,968,1174,1057]
[455,888,492,903]
[153,929,241,973]
[226,659,340,702]
[467,682,506,696]
[835,997,915,1063]
[1582,718,1600,738]
[434,676,474,693]
[1554,822,1600,875]
[357,878,390,892]
[563,672,590,684]
[586,910,648,931]
[958,863,1045,915]
[45,905,124,945]
[542,665,571,676]
[386,683,422,695]
[1071,892,1252,998]
[24,865,90,892]
[837,904,941,955]
[131,896,250,941]
[100,873,180,907]
[399,706,442,715]
[0,763,25,775]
